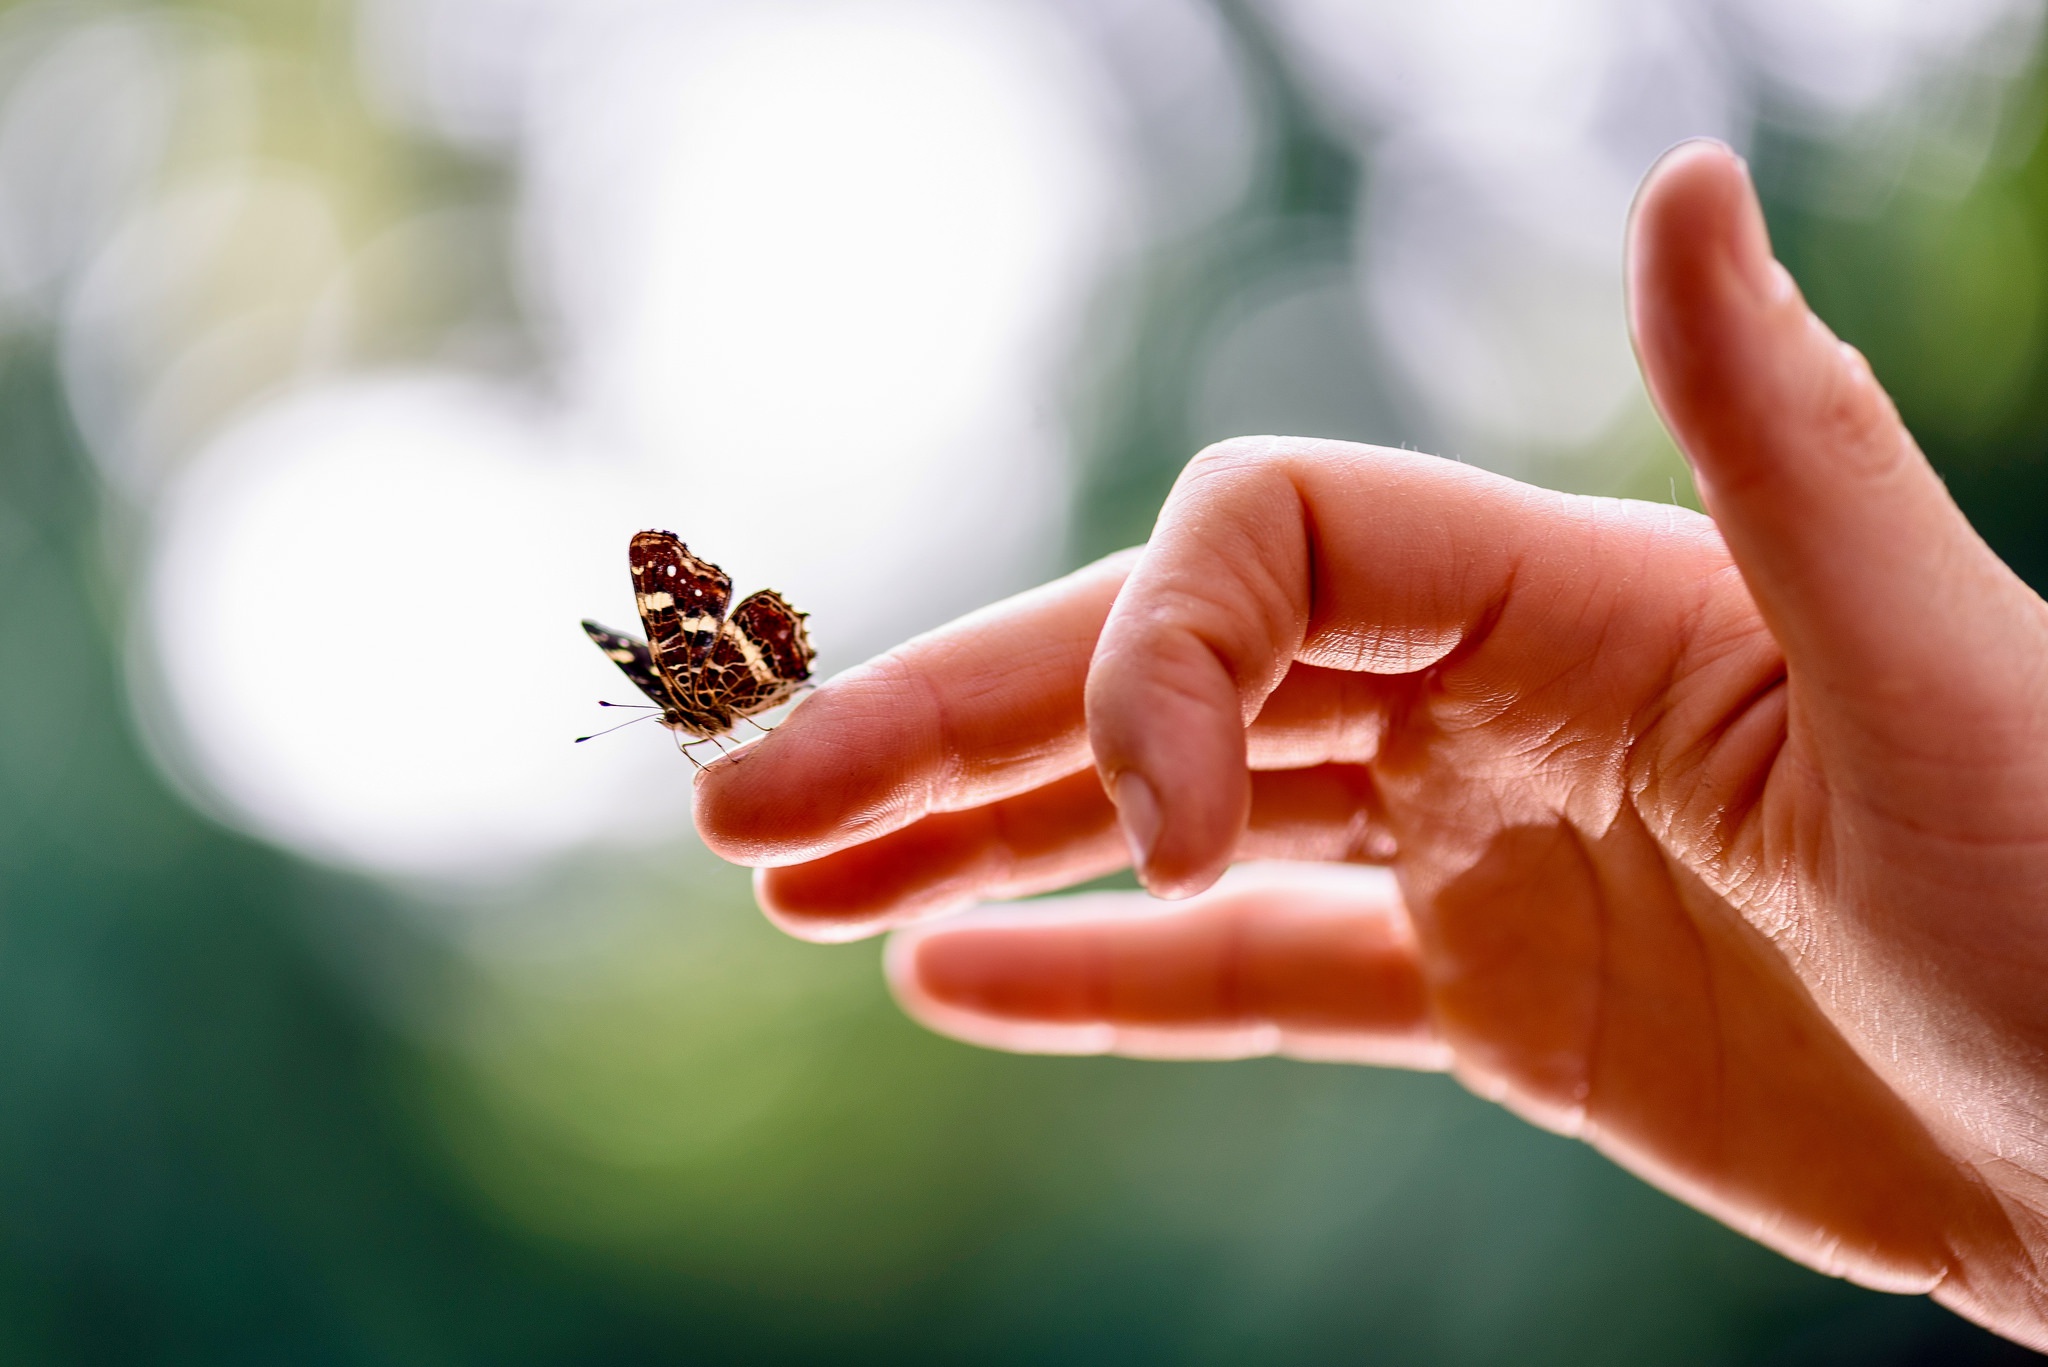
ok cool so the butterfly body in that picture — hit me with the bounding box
[583,530,813,740]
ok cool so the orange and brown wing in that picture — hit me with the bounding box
[697,590,813,720]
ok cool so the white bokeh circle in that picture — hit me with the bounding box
[144,376,690,879]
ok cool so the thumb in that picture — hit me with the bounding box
[1628,140,2040,747]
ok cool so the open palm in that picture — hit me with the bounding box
[696,144,2048,1347]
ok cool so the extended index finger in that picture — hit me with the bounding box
[694,550,1138,865]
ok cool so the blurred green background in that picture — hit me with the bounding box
[2,0,2046,1362]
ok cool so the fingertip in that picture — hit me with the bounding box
[881,922,927,998]
[692,667,935,866]
[889,918,1081,1017]
[882,927,977,1044]
[1103,760,1235,900]
[1088,648,1250,900]
[1624,135,1998,738]
[1628,137,1785,330]
[1627,135,1843,510]
[884,920,1115,1056]
[882,923,955,1029]
[1125,780,1239,899]
[754,865,912,943]
[690,730,824,865]
[759,907,890,944]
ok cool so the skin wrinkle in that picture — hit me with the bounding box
[1503,526,1641,752]
[907,652,967,817]
[1555,735,1632,840]
[1294,465,1327,667]
[984,784,1027,897]
[835,652,952,836]
[909,554,1136,806]
[1446,545,1521,683]
[1669,847,1734,1215]
[1173,584,1296,725]
[1846,803,2048,857]
[1709,679,1791,859]
[1573,822,1608,1144]
[1733,771,1826,969]
[1808,334,1911,485]
[898,632,1090,825]
[1668,563,1772,693]
[1118,630,1242,734]
[1648,622,1785,778]
[1166,468,1312,714]
[1627,561,1788,881]
[1602,512,1681,670]
[1684,675,1792,866]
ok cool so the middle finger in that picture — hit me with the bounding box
[758,763,1397,941]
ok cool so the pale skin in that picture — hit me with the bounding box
[693,142,2048,1348]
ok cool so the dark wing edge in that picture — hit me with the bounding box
[581,620,673,711]
[709,590,814,719]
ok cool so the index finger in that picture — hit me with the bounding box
[1088,438,1718,899]
[693,550,1137,865]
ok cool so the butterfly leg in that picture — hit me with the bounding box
[672,732,743,768]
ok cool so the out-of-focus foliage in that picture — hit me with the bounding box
[1769,61,2048,594]
[0,0,2044,1363]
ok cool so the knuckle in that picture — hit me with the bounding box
[1187,434,1285,474]
[1812,339,1911,480]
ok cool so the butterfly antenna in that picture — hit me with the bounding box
[576,711,661,743]
[598,700,659,709]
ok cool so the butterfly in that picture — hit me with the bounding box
[580,530,814,753]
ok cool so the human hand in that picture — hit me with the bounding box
[694,142,2048,1346]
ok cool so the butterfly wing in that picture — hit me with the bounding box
[630,530,732,676]
[581,621,673,710]
[698,589,814,719]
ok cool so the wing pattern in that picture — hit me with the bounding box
[585,532,814,742]
[580,621,669,709]
[630,530,731,675]
[696,590,813,719]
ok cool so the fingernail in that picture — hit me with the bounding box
[1112,771,1161,884]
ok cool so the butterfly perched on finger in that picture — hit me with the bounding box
[580,530,814,753]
